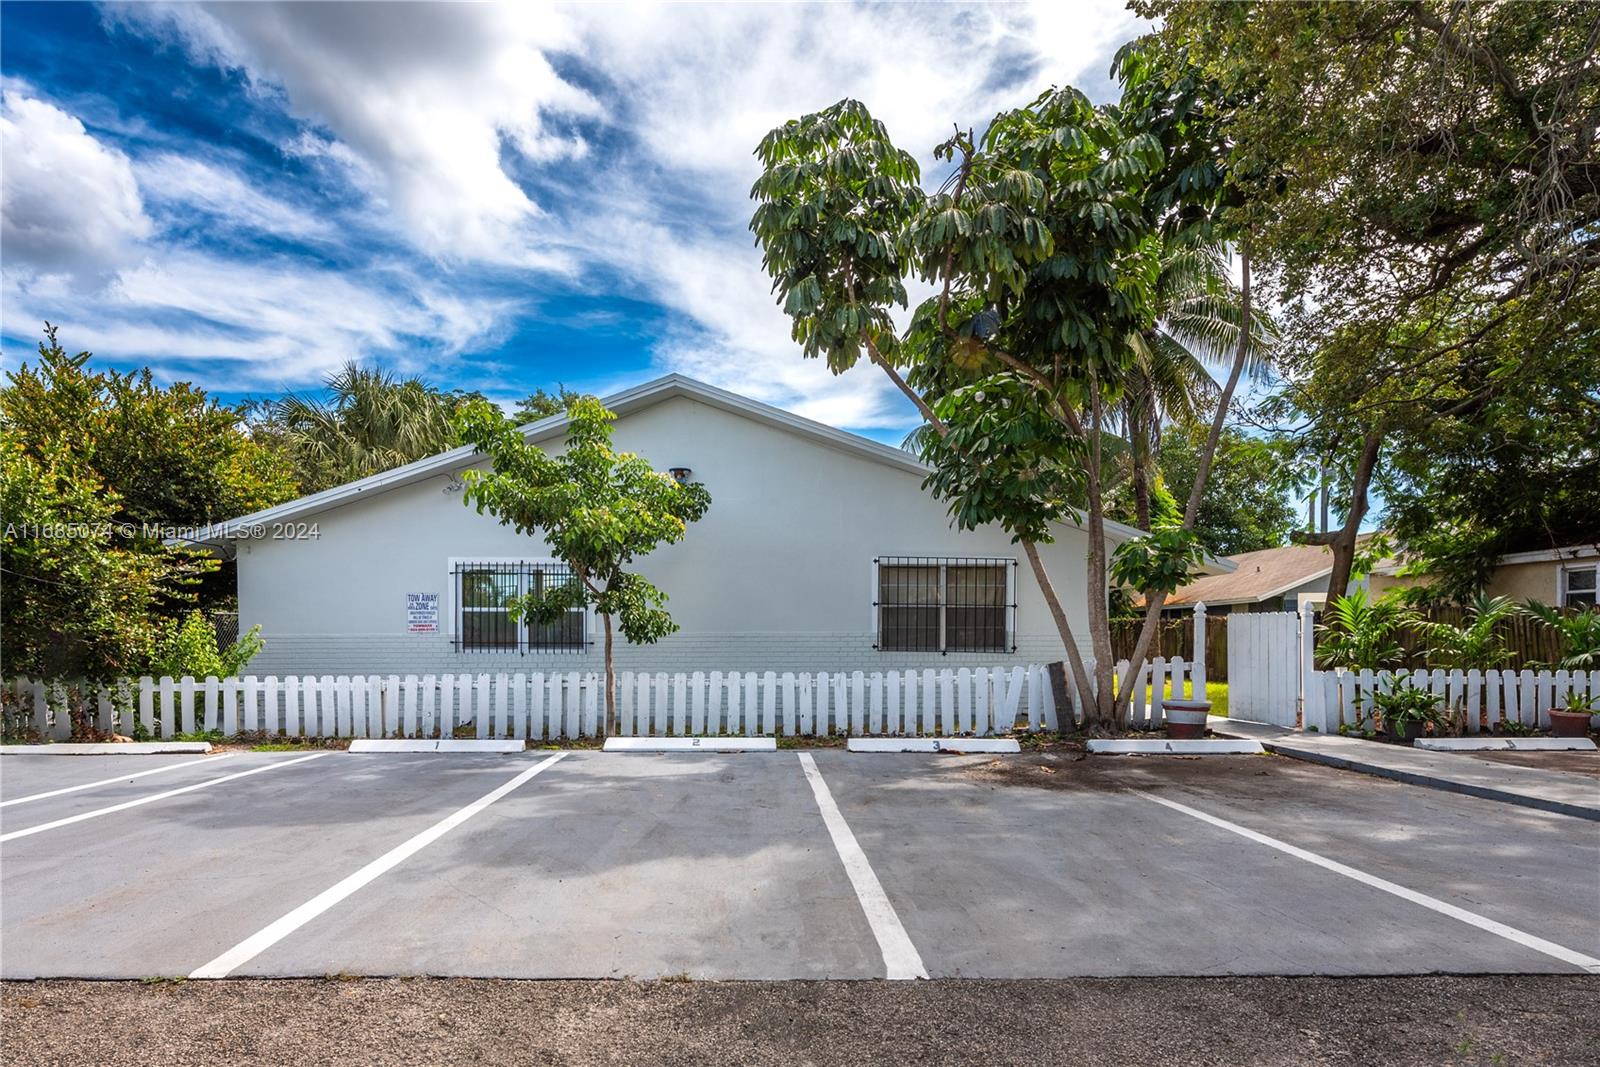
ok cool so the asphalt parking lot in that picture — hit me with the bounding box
[2,748,1597,980]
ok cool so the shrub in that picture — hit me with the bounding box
[1359,681,1446,734]
[1414,594,1524,670]
[1316,589,1412,670]
[152,611,263,679]
[1526,602,1600,670]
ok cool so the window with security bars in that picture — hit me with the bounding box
[875,556,1015,653]
[454,560,588,653]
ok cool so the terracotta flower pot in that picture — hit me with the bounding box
[1163,700,1210,741]
[1549,709,1593,738]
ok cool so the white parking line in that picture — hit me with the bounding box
[0,754,327,843]
[0,755,235,809]
[189,752,568,979]
[797,753,927,980]
[1136,790,1600,975]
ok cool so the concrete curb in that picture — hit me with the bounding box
[602,737,777,752]
[0,742,213,755]
[348,740,525,753]
[1255,740,1600,822]
[1414,737,1598,752]
[847,738,1020,754]
[1086,739,1264,756]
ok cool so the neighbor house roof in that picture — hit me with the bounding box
[184,373,1232,573]
[1162,543,1334,607]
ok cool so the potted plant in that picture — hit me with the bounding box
[1162,698,1211,740]
[1549,689,1598,739]
[1364,682,1444,743]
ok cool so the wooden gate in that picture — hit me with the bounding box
[1226,609,1312,727]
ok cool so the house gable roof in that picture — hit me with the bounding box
[1163,542,1333,606]
[186,373,1228,569]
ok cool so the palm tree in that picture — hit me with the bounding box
[270,363,465,492]
[1415,595,1524,669]
[1316,588,1412,670]
[1117,243,1275,529]
[1526,601,1600,670]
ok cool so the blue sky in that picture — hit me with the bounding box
[1,1,1148,441]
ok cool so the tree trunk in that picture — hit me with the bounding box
[1130,403,1152,531]
[1303,428,1384,604]
[1022,540,1096,721]
[601,611,617,737]
[1116,242,1255,717]
[1082,387,1119,729]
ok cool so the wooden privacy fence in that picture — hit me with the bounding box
[1301,667,1599,735]
[1113,603,1228,681]
[5,657,1203,741]
[1387,605,1568,671]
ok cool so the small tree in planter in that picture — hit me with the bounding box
[1550,689,1599,739]
[454,396,710,736]
[1360,682,1446,743]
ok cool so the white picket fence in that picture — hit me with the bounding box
[5,656,1201,741]
[1224,606,1598,733]
[2,667,1047,741]
[1116,656,1202,729]
[1301,667,1599,734]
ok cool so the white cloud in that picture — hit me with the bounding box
[109,1,596,270]
[559,1,1145,428]
[84,2,1147,427]
[0,88,516,392]
[0,89,153,276]
[3,249,513,389]
[135,153,332,240]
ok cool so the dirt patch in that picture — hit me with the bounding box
[1466,749,1600,778]
[3,975,1595,1066]
[956,745,1334,798]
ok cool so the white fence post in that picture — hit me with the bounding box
[1192,602,1207,698]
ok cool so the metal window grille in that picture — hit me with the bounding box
[453,560,588,653]
[874,556,1016,654]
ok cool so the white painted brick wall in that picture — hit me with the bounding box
[245,630,1081,677]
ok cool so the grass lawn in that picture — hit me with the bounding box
[1131,679,1229,717]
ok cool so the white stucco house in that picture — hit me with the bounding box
[193,375,1223,677]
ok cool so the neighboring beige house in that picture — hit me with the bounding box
[1160,543,1352,616]
[1370,544,1599,608]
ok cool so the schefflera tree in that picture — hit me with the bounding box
[454,396,710,735]
[750,41,1261,729]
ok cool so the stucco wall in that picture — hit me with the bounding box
[1370,561,1577,604]
[1484,560,1565,603]
[237,395,1096,676]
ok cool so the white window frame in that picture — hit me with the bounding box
[871,555,1017,654]
[446,556,591,655]
[1560,563,1598,609]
